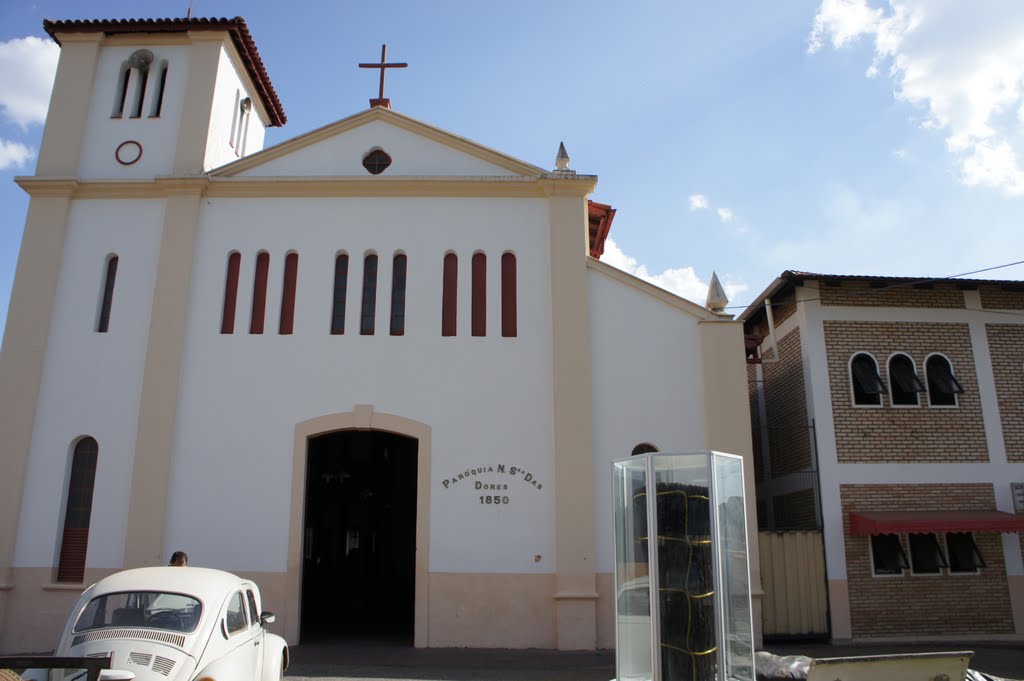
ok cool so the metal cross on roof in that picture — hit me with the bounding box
[359,44,407,109]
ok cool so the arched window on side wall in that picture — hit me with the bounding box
[331,253,349,335]
[249,251,269,334]
[220,251,240,334]
[279,252,299,335]
[501,252,517,338]
[97,255,119,333]
[472,252,486,337]
[850,353,884,406]
[360,253,378,335]
[442,253,457,337]
[112,62,131,117]
[888,353,924,406]
[631,443,659,456]
[925,354,964,407]
[150,61,168,117]
[56,437,99,583]
[132,64,149,118]
[390,253,407,336]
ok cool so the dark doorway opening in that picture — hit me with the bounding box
[301,430,417,643]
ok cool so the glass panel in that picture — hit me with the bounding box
[74,591,203,633]
[654,454,715,681]
[712,453,753,681]
[614,452,754,681]
[613,458,652,681]
[226,591,247,634]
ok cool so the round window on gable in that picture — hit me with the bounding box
[362,148,392,175]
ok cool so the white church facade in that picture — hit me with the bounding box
[0,17,759,653]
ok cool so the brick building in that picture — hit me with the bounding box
[742,271,1024,642]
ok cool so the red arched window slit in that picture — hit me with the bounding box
[442,253,457,337]
[57,437,99,583]
[279,253,298,335]
[220,252,240,334]
[250,252,269,334]
[501,252,517,338]
[472,253,486,337]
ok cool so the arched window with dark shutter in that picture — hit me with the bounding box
[97,255,119,333]
[850,353,884,406]
[501,252,517,338]
[56,437,99,583]
[360,253,378,335]
[331,253,349,335]
[888,353,924,406]
[390,253,407,336]
[249,251,269,334]
[279,252,298,335]
[220,251,240,334]
[442,252,457,337]
[471,252,486,337]
[925,354,963,407]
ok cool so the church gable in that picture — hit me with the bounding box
[214,107,543,178]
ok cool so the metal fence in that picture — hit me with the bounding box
[758,530,829,638]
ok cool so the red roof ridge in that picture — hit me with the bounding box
[42,16,286,127]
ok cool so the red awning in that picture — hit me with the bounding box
[849,510,1024,535]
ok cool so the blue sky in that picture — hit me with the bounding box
[2,0,1023,340]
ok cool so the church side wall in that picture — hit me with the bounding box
[1,200,164,653]
[12,199,164,570]
[586,270,710,648]
[204,44,267,171]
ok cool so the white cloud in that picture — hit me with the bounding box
[688,194,737,223]
[809,0,1024,195]
[0,139,34,169]
[808,0,887,53]
[600,237,748,306]
[0,36,59,128]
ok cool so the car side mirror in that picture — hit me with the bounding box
[260,611,276,626]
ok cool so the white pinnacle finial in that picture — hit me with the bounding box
[705,271,729,313]
[555,142,571,171]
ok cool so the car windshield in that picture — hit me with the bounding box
[73,591,203,634]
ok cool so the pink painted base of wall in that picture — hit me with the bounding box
[1,569,588,653]
[2,568,767,654]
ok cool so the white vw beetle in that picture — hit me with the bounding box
[38,567,288,681]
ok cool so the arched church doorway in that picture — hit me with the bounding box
[301,430,417,642]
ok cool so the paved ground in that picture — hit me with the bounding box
[285,639,1024,680]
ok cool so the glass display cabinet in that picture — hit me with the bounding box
[613,451,753,681]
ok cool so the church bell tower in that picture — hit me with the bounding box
[36,18,285,180]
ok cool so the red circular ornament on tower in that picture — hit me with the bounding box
[115,140,143,166]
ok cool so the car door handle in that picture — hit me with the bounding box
[254,640,260,646]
